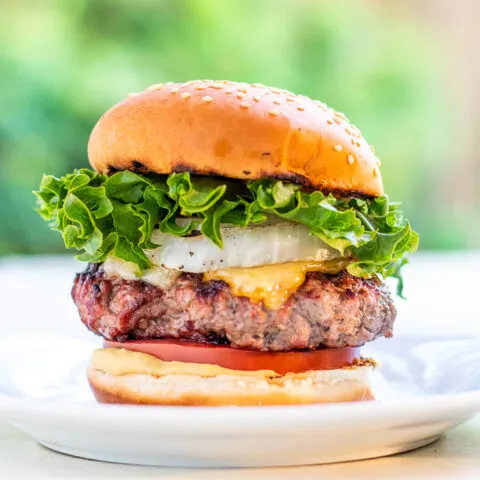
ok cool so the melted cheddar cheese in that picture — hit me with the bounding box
[203,260,348,309]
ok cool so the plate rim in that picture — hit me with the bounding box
[1,389,480,435]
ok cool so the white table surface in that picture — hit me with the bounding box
[1,253,480,479]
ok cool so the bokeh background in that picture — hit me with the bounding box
[1,0,479,256]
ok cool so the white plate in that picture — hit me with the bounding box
[0,334,479,467]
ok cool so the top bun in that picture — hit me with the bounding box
[88,80,383,197]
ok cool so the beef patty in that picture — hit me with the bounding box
[72,263,396,351]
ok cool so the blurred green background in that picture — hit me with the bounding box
[1,0,478,255]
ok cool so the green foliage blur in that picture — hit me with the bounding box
[0,0,455,255]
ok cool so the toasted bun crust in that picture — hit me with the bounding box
[88,80,383,197]
[87,365,376,406]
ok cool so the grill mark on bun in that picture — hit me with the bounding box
[131,161,149,174]
[322,189,375,201]
[266,171,309,186]
[106,166,120,175]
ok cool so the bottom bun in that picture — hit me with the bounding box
[87,364,376,406]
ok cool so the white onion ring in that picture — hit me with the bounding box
[148,222,339,273]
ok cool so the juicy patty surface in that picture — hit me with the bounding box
[72,263,396,351]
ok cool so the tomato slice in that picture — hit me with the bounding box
[103,339,360,375]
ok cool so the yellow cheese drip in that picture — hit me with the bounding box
[203,260,348,309]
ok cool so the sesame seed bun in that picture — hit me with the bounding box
[88,80,383,197]
[87,364,376,406]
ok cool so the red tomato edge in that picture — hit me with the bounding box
[103,339,361,375]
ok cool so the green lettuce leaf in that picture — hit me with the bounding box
[34,169,418,295]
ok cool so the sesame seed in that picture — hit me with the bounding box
[347,154,355,165]
[236,92,245,99]
[195,85,208,90]
[335,112,347,120]
[238,87,247,93]
[251,83,263,87]
[268,109,280,116]
[327,119,334,125]
[170,87,179,93]
[297,106,305,111]
[356,141,361,147]
[145,83,164,91]
[350,125,362,138]
[333,117,342,125]
[370,144,376,153]
[180,92,191,99]
[286,97,295,103]
[240,101,251,109]
[211,83,224,89]
[253,95,261,102]
[351,139,356,145]
[202,95,213,103]
[373,168,378,177]
[271,89,281,94]
[345,127,352,135]
[333,145,342,152]
[225,89,234,95]
[273,100,281,105]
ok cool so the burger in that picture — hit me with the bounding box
[35,80,418,406]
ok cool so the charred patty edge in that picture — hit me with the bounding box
[72,263,396,351]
